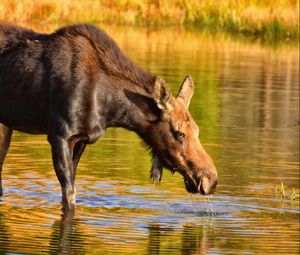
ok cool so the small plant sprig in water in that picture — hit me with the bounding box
[290,188,299,201]
[275,181,299,201]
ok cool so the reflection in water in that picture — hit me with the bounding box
[48,211,85,255]
[181,225,207,255]
[0,25,299,254]
[147,223,213,255]
[148,223,161,255]
[0,211,9,254]
[1,198,299,254]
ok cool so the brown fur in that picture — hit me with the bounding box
[0,23,217,211]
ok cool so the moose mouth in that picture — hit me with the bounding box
[183,174,217,195]
[170,167,210,195]
[184,176,203,194]
[151,156,217,195]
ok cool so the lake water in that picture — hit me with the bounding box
[0,25,299,254]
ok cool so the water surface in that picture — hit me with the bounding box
[0,25,299,254]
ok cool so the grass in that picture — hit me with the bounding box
[0,0,299,41]
[275,181,300,201]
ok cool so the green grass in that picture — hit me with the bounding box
[0,0,299,41]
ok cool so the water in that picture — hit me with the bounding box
[0,25,299,254]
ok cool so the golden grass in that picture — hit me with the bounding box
[275,181,300,201]
[0,0,299,40]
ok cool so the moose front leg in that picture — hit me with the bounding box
[49,136,78,211]
[0,124,13,196]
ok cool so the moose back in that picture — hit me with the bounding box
[0,24,217,211]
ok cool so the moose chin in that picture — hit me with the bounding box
[0,23,218,211]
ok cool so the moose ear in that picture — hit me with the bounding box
[153,78,172,111]
[177,75,194,107]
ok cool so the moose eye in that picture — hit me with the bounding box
[176,131,185,141]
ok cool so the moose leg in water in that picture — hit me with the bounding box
[49,136,86,211]
[0,123,13,196]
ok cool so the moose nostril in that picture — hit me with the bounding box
[200,177,217,195]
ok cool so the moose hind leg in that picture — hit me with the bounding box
[49,136,77,211]
[0,123,13,196]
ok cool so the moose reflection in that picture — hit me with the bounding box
[0,23,217,211]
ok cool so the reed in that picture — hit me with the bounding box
[275,181,300,201]
[0,0,299,40]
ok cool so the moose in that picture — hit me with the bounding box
[0,23,218,211]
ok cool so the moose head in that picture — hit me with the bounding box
[148,75,218,195]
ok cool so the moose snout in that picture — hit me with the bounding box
[184,167,218,195]
[199,176,218,195]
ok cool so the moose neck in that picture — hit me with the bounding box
[102,76,158,137]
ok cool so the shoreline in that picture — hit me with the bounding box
[0,0,299,42]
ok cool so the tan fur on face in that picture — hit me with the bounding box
[149,75,217,195]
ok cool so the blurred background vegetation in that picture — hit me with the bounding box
[0,0,299,41]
